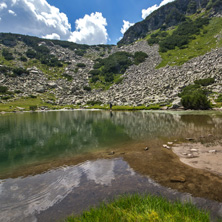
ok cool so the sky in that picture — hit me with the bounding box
[0,0,175,45]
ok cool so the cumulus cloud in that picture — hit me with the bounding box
[0,0,71,40]
[0,0,109,45]
[142,0,176,19]
[69,12,108,45]
[121,20,134,35]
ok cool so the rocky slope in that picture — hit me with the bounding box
[0,36,222,108]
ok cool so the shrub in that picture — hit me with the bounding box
[179,84,211,110]
[2,49,14,60]
[29,95,37,98]
[181,91,211,110]
[147,37,159,45]
[34,45,50,54]
[159,17,210,52]
[87,100,102,106]
[13,67,29,76]
[0,66,11,74]
[29,105,37,111]
[26,49,37,58]
[90,51,133,84]
[83,86,91,91]
[194,78,215,86]
[20,56,27,62]
[134,51,148,65]
[76,63,86,68]
[179,84,200,97]
[74,68,78,73]
[89,69,101,76]
[1,96,11,100]
[0,85,8,93]
[215,94,222,102]
[62,73,73,81]
[91,76,99,83]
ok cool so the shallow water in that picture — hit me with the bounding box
[1,110,222,176]
[0,158,222,222]
[1,110,222,221]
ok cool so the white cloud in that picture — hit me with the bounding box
[142,0,176,19]
[8,9,17,16]
[0,3,7,10]
[0,0,109,45]
[69,12,108,45]
[0,0,71,41]
[121,20,134,35]
[42,33,60,40]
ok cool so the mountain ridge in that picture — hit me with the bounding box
[118,0,222,46]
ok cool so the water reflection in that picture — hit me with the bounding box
[0,158,221,222]
[0,158,132,222]
[1,110,222,175]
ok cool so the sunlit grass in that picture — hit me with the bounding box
[65,194,210,222]
[0,96,78,112]
[156,17,222,68]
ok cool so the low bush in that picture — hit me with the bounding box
[13,67,29,76]
[20,56,27,62]
[83,86,91,91]
[87,100,102,106]
[89,69,101,76]
[194,77,215,86]
[0,85,8,93]
[216,94,222,102]
[179,84,200,97]
[62,73,73,81]
[134,51,148,65]
[156,17,210,52]
[76,63,86,68]
[26,49,36,58]
[2,49,14,60]
[1,96,11,100]
[29,105,37,111]
[91,76,99,83]
[179,84,211,110]
[181,91,211,110]
[29,95,37,98]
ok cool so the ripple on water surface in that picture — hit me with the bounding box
[0,158,222,222]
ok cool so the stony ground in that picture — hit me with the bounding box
[1,40,222,107]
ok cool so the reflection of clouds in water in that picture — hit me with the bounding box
[0,159,117,222]
[81,159,115,185]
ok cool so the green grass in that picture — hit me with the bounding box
[0,95,78,112]
[65,194,210,222]
[0,49,67,80]
[90,74,124,90]
[25,59,67,80]
[84,104,161,110]
[156,17,222,68]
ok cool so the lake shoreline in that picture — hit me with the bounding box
[1,110,222,209]
[1,106,222,116]
[2,137,222,203]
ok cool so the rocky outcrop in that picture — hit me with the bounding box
[118,0,222,46]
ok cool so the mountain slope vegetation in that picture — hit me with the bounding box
[118,0,222,46]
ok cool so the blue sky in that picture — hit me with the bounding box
[0,0,175,45]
